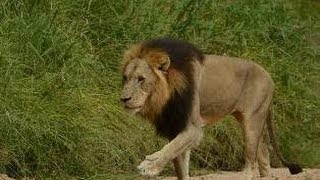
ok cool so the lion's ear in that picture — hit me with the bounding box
[158,57,170,72]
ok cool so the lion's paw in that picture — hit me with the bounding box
[137,152,166,177]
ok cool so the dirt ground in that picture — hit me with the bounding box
[1,169,319,179]
[160,168,320,180]
[0,175,32,180]
[0,174,14,180]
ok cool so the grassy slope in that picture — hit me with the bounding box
[0,0,319,179]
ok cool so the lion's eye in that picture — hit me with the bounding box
[138,76,145,82]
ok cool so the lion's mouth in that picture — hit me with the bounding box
[125,105,142,110]
[124,105,142,114]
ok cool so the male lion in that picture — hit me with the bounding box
[120,37,302,180]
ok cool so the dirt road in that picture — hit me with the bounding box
[161,168,320,180]
[1,168,319,179]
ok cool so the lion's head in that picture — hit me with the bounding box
[120,37,204,138]
[120,44,172,118]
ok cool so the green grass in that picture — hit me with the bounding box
[0,0,319,179]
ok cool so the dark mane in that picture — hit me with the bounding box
[144,37,204,66]
[144,37,204,139]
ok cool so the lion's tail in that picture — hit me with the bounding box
[266,105,302,174]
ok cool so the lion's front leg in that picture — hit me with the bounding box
[137,123,203,177]
[173,150,191,180]
[137,150,166,177]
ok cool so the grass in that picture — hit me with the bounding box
[0,0,319,179]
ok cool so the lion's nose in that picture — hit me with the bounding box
[120,97,131,103]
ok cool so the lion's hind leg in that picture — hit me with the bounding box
[242,114,264,180]
[234,101,271,179]
[257,136,271,177]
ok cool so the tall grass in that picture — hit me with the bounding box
[0,0,319,179]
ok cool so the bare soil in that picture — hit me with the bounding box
[1,169,319,179]
[160,168,320,180]
[0,174,14,180]
[0,175,34,180]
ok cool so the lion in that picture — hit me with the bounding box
[120,37,302,180]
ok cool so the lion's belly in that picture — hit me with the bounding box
[199,55,251,125]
